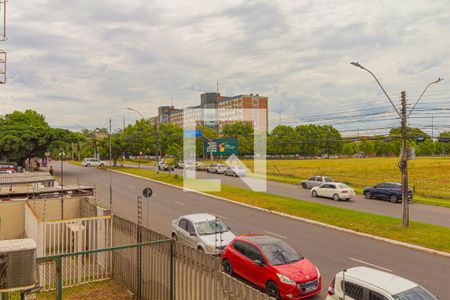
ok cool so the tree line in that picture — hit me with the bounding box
[1,110,449,166]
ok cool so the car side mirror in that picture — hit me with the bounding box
[227,226,231,230]
[253,259,264,267]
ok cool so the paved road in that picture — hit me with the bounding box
[122,163,450,228]
[55,163,450,299]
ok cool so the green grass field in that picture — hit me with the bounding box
[109,167,450,253]
[238,157,450,200]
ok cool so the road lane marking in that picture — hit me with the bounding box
[264,230,287,239]
[214,214,227,220]
[175,201,186,206]
[349,257,393,272]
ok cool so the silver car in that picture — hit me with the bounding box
[206,164,227,174]
[171,213,235,255]
[82,158,105,167]
[225,166,246,177]
[300,176,333,189]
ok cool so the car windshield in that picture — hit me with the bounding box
[338,184,350,189]
[195,219,228,235]
[260,240,304,266]
[393,286,437,300]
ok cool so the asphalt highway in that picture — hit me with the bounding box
[123,163,450,228]
[56,163,450,299]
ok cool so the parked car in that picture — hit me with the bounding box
[82,158,105,167]
[184,161,195,170]
[195,161,207,171]
[326,266,437,300]
[225,166,246,177]
[175,161,185,169]
[157,160,174,171]
[363,182,413,203]
[300,176,333,189]
[206,164,227,174]
[222,235,321,300]
[311,182,355,201]
[171,213,235,255]
[0,164,17,173]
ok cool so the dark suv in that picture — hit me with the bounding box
[363,182,413,203]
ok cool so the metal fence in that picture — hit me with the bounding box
[16,216,273,300]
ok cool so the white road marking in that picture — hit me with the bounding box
[264,230,287,239]
[349,257,393,272]
[214,214,227,220]
[175,201,186,206]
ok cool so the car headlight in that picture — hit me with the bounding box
[277,273,296,286]
[315,267,321,278]
[207,244,216,251]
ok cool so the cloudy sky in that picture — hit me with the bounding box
[1,0,449,135]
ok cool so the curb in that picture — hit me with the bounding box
[111,169,450,258]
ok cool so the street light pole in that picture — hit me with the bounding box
[109,118,113,212]
[351,62,442,228]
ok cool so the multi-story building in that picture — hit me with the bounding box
[150,92,268,133]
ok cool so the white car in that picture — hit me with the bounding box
[225,166,246,177]
[326,266,437,300]
[206,164,227,174]
[82,158,105,167]
[171,213,235,255]
[311,182,355,201]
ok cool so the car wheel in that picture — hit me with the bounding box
[223,259,233,275]
[86,163,90,167]
[365,192,372,199]
[100,163,104,167]
[301,183,307,189]
[171,233,177,241]
[266,281,281,300]
[234,173,237,177]
[333,194,340,201]
[390,194,398,203]
[312,190,318,197]
[197,246,204,252]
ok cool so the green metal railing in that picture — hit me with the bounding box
[34,239,174,300]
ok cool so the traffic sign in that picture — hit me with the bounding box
[142,187,153,198]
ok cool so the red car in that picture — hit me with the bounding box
[222,235,321,299]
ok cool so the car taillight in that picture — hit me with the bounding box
[327,278,335,296]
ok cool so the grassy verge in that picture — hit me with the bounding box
[68,160,82,166]
[110,167,450,253]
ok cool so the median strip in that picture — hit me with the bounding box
[103,166,450,255]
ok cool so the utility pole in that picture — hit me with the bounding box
[351,61,442,228]
[109,118,113,212]
[71,143,74,161]
[400,91,409,227]
[60,151,65,220]
[155,122,160,174]
[431,114,434,140]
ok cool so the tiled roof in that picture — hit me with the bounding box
[0,172,55,185]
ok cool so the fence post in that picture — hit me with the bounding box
[169,240,174,300]
[55,256,63,300]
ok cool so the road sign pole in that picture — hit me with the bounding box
[400,91,409,228]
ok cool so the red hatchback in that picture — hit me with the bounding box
[222,235,321,300]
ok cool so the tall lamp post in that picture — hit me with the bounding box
[126,107,160,174]
[351,61,442,228]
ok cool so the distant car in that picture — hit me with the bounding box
[222,235,321,299]
[225,166,246,177]
[195,161,207,171]
[0,164,17,173]
[157,160,174,171]
[311,182,355,201]
[206,164,227,174]
[184,161,195,170]
[175,161,185,169]
[363,182,413,203]
[171,213,235,255]
[82,158,105,167]
[326,266,437,300]
[300,176,333,189]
